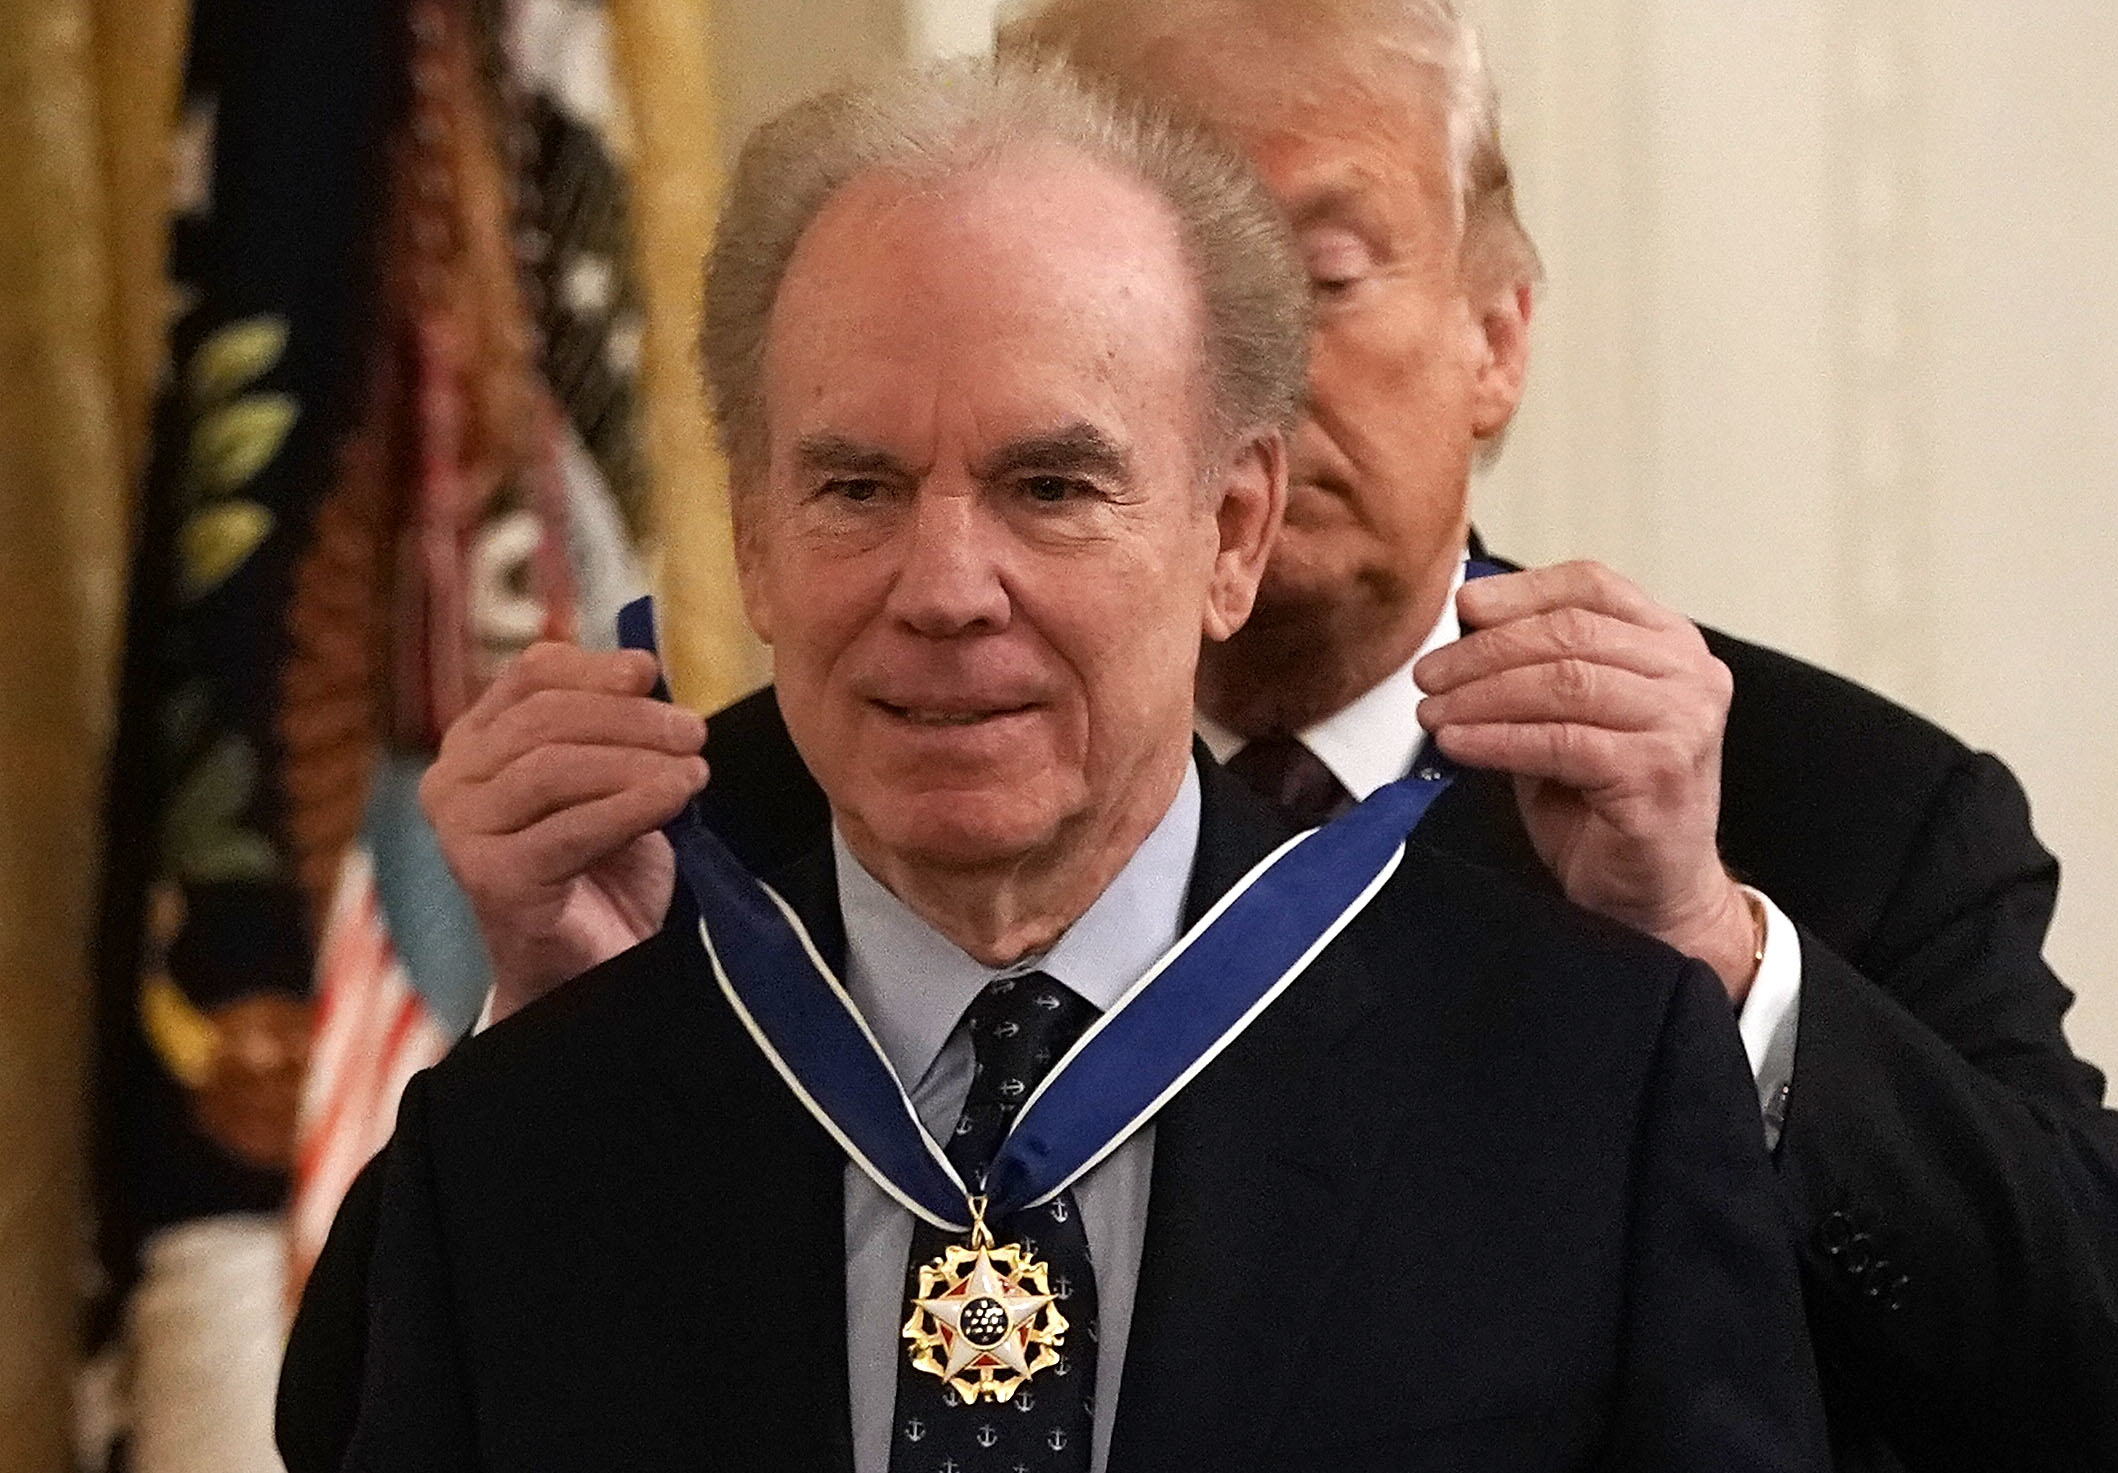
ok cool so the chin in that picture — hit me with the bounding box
[847,758,1081,858]
[1254,534,1364,617]
[869,794,1068,872]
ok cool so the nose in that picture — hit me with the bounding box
[882,484,1011,638]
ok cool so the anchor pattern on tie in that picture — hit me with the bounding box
[889,972,1099,1473]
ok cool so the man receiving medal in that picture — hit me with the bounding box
[298,56,1825,1472]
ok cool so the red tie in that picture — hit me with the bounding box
[1225,735,1355,830]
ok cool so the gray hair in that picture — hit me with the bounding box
[997,0,1542,292]
[701,55,1310,491]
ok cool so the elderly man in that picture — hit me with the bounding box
[284,4,2118,1472]
[293,56,1822,1473]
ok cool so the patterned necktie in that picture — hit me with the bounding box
[888,972,1100,1473]
[1225,734,1355,830]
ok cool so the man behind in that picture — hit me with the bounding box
[313,57,1822,1473]
[351,5,2118,1470]
[1011,11,2118,1468]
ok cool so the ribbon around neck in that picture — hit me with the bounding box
[618,560,1498,1232]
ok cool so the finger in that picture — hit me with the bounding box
[462,689,706,782]
[460,642,662,734]
[507,768,705,888]
[1418,662,1670,734]
[1428,720,1642,792]
[1417,607,1697,693]
[460,744,708,839]
[1455,561,1689,636]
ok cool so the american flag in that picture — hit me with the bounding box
[289,848,453,1281]
[283,0,644,1292]
[83,0,648,1464]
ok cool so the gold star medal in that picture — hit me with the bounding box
[901,1197,1069,1403]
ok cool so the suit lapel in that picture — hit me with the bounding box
[659,842,857,1472]
[1412,765,1555,890]
[1106,760,1422,1473]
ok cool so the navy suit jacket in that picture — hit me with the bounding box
[299,753,1825,1472]
[285,580,2118,1471]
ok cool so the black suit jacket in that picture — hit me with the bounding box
[282,610,2118,1472]
[1398,615,2118,1471]
[1700,630,2118,1472]
[316,755,1824,1472]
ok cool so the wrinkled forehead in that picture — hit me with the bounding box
[756,152,1210,464]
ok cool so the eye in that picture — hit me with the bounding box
[1019,475,1082,504]
[823,476,885,503]
[1301,227,1372,301]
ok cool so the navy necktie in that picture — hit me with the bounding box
[888,972,1099,1472]
[1225,734,1354,830]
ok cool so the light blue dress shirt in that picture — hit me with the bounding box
[836,762,1202,1473]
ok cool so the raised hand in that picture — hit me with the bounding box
[420,642,708,1022]
[1415,561,1760,1002]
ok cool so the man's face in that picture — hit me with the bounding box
[1151,47,1524,633]
[737,149,1273,880]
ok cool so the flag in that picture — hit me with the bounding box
[85,0,646,1466]
[84,0,395,1465]
[282,0,649,1287]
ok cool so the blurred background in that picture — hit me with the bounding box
[0,0,2110,1469]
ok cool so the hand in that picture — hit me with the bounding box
[1414,561,1760,1003]
[420,642,708,1022]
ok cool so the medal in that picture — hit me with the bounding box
[901,1196,1069,1403]
[615,566,1499,1406]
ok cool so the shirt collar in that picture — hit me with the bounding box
[834,759,1202,1092]
[1195,555,1465,800]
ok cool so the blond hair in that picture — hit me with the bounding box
[998,0,1542,292]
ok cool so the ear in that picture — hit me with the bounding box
[1201,429,1286,643]
[1469,280,1533,441]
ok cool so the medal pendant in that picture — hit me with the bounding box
[901,1197,1068,1404]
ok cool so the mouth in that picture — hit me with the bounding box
[873,700,1036,728]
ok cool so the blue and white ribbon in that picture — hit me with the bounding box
[620,567,1494,1232]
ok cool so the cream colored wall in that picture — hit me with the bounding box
[1471,0,2118,1072]
[1920,2,2118,1075]
[904,0,1005,58]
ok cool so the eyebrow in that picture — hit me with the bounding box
[1289,185,1366,233]
[1282,164,1397,242]
[792,433,908,479]
[790,423,1135,486]
[975,423,1134,486]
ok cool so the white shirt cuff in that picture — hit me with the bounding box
[1736,886,1801,1149]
